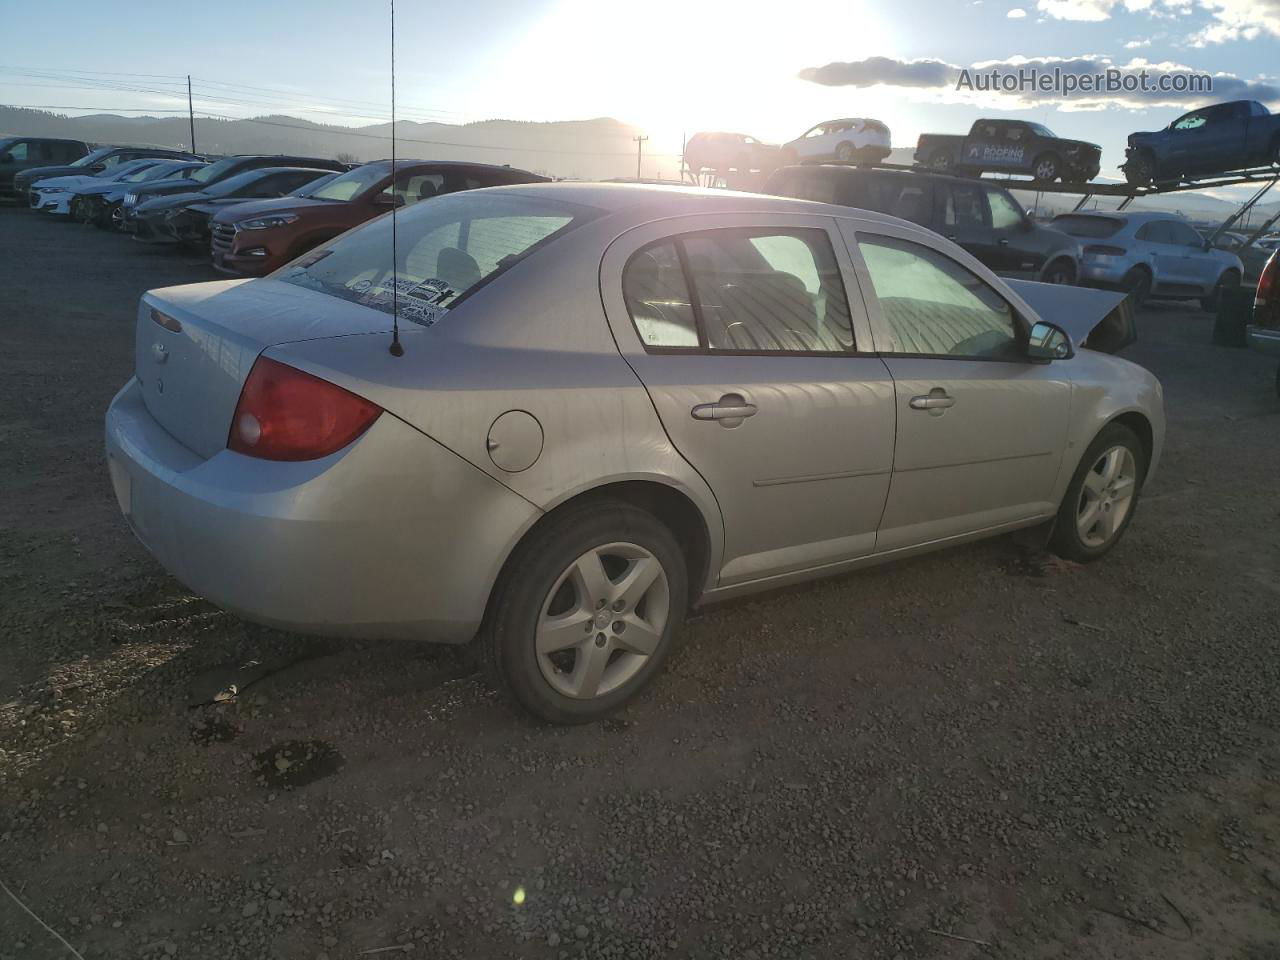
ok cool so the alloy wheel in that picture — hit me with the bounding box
[1076,445,1137,548]
[535,542,670,700]
[1034,158,1059,181]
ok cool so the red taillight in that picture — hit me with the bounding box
[1257,252,1278,308]
[1083,244,1126,257]
[228,356,382,461]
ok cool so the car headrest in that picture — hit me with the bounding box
[436,246,481,292]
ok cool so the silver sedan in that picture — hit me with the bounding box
[105,184,1165,723]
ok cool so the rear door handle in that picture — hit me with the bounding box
[691,393,757,425]
[909,392,956,410]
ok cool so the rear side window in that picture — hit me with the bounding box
[944,183,988,229]
[857,174,933,226]
[858,234,1021,360]
[622,228,855,353]
[1052,215,1123,238]
[276,191,588,325]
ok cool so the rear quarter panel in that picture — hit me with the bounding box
[269,216,727,590]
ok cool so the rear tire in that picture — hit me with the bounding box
[1050,423,1146,563]
[929,151,954,172]
[1122,266,1152,307]
[1032,153,1062,182]
[479,499,688,724]
[1201,268,1240,312]
[836,142,855,163]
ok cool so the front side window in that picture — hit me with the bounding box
[985,188,1025,230]
[5,141,29,161]
[1172,112,1206,131]
[276,191,587,324]
[858,235,1022,360]
[622,228,855,353]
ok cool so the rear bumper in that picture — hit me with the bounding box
[1080,257,1132,287]
[1246,324,1280,358]
[104,378,539,643]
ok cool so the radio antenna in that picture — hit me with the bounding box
[388,0,404,357]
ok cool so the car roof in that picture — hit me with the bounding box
[482,181,914,229]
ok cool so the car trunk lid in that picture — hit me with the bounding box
[136,279,393,459]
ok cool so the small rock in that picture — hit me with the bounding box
[242,901,260,918]
[547,932,561,947]
[172,828,188,843]
[575,924,589,940]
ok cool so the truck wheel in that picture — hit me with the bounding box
[1124,151,1155,186]
[1032,153,1061,182]
[929,151,954,172]
[1122,266,1152,307]
[1201,269,1240,312]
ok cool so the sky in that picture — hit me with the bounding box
[2,0,1278,189]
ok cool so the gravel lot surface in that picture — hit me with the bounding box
[1,209,1278,960]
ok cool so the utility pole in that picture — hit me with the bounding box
[633,135,648,181]
[680,130,687,183]
[187,75,196,154]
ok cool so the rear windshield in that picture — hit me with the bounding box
[1052,214,1123,238]
[305,164,388,201]
[190,157,244,184]
[70,147,114,168]
[275,192,591,326]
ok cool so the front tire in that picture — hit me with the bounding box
[1124,151,1156,186]
[1050,423,1146,562]
[1200,268,1240,312]
[1042,258,1076,285]
[480,500,688,724]
[836,141,855,163]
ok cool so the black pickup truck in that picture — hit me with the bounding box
[1122,100,1280,185]
[915,119,1101,183]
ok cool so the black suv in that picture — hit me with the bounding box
[13,145,200,205]
[0,137,90,199]
[764,165,1081,285]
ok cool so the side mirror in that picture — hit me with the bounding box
[1027,321,1073,362]
[90,163,105,172]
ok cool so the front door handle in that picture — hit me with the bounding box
[691,393,757,426]
[998,238,1010,246]
[910,390,956,412]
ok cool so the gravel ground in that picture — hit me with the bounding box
[1,208,1278,960]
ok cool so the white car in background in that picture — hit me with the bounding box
[1051,211,1244,310]
[30,159,164,216]
[781,118,892,165]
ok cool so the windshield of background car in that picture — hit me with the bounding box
[1051,215,1124,238]
[190,157,242,184]
[304,164,388,201]
[141,162,193,181]
[119,163,163,182]
[70,147,113,168]
[275,192,591,324]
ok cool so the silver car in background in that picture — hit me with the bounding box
[1052,210,1243,310]
[105,184,1164,723]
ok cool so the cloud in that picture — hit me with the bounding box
[1036,0,1119,19]
[797,53,1280,109]
[798,57,960,89]
[1007,6,1028,14]
[1124,37,1152,45]
[1192,0,1280,42]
